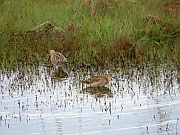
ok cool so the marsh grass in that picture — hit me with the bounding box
[0,0,179,71]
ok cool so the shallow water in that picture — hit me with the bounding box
[0,64,179,135]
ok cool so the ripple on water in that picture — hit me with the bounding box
[0,64,180,135]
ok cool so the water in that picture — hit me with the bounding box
[0,64,179,135]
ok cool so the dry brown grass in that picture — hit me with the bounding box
[162,1,180,17]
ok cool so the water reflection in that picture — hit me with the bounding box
[81,86,113,98]
[0,64,179,135]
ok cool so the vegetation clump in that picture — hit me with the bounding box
[0,0,179,70]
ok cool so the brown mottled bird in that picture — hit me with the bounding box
[49,50,67,67]
[80,74,113,87]
[49,50,70,75]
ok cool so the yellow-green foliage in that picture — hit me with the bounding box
[0,0,179,69]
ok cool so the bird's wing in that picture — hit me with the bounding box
[89,78,104,87]
[80,77,101,84]
[53,52,67,64]
[92,75,109,84]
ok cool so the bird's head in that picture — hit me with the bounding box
[49,50,55,56]
[106,74,113,81]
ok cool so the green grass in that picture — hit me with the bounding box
[0,0,179,70]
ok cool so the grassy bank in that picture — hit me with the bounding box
[0,0,179,70]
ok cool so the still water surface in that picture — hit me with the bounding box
[0,64,179,135]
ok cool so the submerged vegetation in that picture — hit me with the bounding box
[0,0,179,70]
